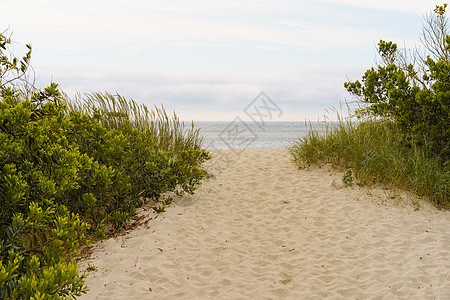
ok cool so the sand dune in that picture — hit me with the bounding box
[79,149,450,299]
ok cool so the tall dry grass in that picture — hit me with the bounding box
[63,91,203,152]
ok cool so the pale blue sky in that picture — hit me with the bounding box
[2,0,442,120]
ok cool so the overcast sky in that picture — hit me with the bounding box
[2,1,441,121]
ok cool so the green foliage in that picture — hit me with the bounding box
[63,91,211,225]
[0,29,211,298]
[63,91,204,152]
[65,101,211,228]
[0,35,92,297]
[152,205,166,213]
[290,117,449,207]
[0,31,210,232]
[0,202,89,299]
[0,30,32,88]
[0,83,117,234]
[344,4,449,161]
[342,169,353,186]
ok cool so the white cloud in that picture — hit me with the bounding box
[3,0,414,52]
[2,0,430,121]
[36,65,358,121]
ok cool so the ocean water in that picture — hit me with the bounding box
[194,121,324,149]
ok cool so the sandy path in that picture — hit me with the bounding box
[79,149,450,299]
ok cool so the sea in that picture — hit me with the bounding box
[194,121,325,150]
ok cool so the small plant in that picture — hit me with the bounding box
[165,196,173,205]
[342,168,353,186]
[152,205,166,213]
[86,263,98,272]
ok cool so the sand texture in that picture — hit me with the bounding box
[79,149,450,299]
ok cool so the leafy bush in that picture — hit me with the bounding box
[344,4,449,161]
[0,29,211,298]
[291,4,449,207]
[0,45,107,297]
[0,202,89,299]
[65,100,211,227]
[0,84,116,233]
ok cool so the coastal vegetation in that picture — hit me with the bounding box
[0,30,210,299]
[291,4,449,207]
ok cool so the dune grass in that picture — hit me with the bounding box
[289,115,449,208]
[63,91,203,152]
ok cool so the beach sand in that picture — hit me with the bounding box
[79,149,450,299]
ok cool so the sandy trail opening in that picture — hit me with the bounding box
[79,149,450,299]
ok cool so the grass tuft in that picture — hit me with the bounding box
[290,113,449,208]
[63,91,203,153]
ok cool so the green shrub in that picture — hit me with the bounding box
[291,4,449,207]
[65,102,211,227]
[290,117,449,207]
[0,84,115,233]
[1,29,211,298]
[344,5,449,161]
[0,202,89,299]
